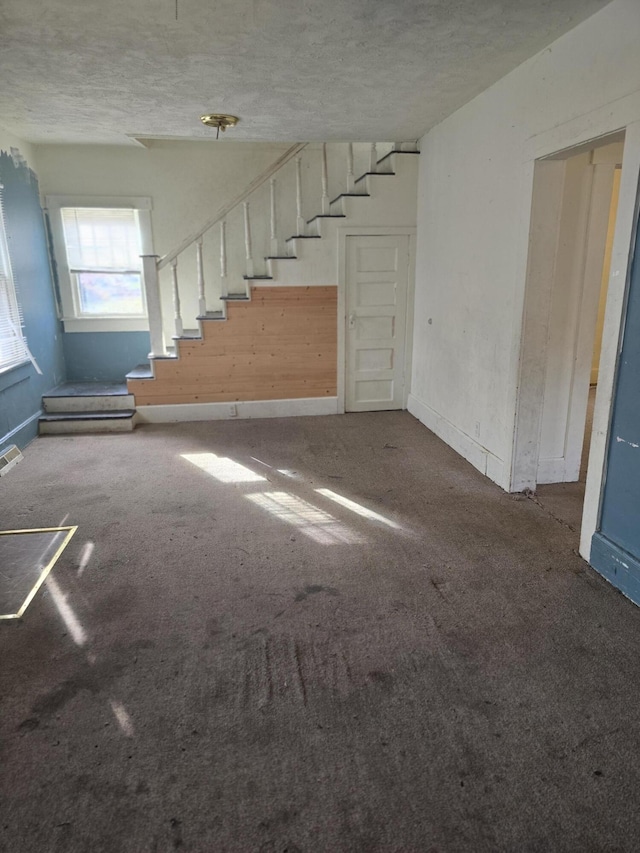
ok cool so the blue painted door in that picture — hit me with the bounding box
[591,199,640,602]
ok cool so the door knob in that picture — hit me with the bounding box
[348,313,356,329]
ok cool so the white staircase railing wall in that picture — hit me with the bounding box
[143,142,416,355]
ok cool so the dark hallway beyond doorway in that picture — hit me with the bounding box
[1,411,639,852]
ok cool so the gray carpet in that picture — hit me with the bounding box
[1,411,640,852]
[536,386,597,532]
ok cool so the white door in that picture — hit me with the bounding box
[345,234,409,412]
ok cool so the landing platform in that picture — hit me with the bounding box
[45,381,128,397]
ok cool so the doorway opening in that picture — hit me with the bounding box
[513,132,625,531]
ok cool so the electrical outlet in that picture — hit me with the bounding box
[229,404,238,418]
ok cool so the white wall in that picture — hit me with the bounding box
[32,141,408,339]
[33,140,292,259]
[410,0,640,524]
[33,140,292,335]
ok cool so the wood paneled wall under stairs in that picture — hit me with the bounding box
[128,286,337,405]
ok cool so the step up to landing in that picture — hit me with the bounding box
[39,380,139,435]
[39,410,136,434]
[42,381,134,413]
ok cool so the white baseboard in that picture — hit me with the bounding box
[136,396,339,424]
[537,455,584,485]
[407,393,505,488]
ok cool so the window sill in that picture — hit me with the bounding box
[62,317,150,333]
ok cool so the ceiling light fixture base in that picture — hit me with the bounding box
[200,114,239,138]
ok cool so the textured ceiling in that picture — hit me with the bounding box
[0,0,611,145]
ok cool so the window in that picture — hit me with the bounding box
[0,188,27,373]
[46,196,152,333]
[61,207,144,316]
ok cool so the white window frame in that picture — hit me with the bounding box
[0,185,29,374]
[46,195,153,333]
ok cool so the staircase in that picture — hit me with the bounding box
[39,382,136,434]
[41,142,419,433]
[129,285,338,408]
[127,141,419,415]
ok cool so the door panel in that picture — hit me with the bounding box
[356,246,398,271]
[357,315,395,340]
[345,235,409,412]
[357,281,398,306]
[356,348,394,371]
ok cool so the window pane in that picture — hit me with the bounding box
[76,272,144,315]
[61,208,141,270]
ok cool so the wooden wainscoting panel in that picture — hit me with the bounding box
[128,286,338,405]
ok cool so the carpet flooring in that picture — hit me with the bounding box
[1,411,640,852]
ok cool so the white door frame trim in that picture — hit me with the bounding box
[532,156,617,487]
[336,226,416,414]
[509,113,640,563]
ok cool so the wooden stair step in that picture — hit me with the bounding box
[376,149,420,166]
[172,329,202,340]
[126,364,153,380]
[39,410,136,435]
[306,214,347,224]
[285,234,322,243]
[329,192,370,205]
[43,381,135,413]
[44,381,128,397]
[40,410,136,421]
[354,170,396,185]
[197,311,225,320]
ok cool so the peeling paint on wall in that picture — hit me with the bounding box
[615,436,639,448]
[0,147,66,451]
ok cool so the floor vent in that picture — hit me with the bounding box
[0,444,23,476]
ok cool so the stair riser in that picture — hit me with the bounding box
[43,394,136,413]
[39,417,135,435]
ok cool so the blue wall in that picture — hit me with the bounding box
[62,331,150,381]
[0,150,66,453]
